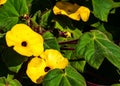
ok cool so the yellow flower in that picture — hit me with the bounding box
[78,6,90,22]
[53,1,79,15]
[40,49,68,69]
[53,1,90,22]
[6,24,44,57]
[26,49,68,84]
[0,0,7,5]
[26,57,49,84]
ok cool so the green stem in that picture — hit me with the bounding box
[30,18,38,27]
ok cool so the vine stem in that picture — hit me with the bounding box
[86,81,100,86]
[60,47,75,50]
[59,39,78,44]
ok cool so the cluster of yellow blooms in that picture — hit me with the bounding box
[3,0,90,84]
[53,1,90,22]
[0,0,7,5]
[5,24,68,84]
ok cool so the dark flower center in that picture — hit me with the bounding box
[36,76,44,83]
[44,67,51,72]
[21,41,27,47]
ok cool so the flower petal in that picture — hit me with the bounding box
[26,57,47,84]
[40,49,68,69]
[53,1,90,21]
[5,24,44,56]
[0,0,7,5]
[53,1,80,21]
[79,6,90,22]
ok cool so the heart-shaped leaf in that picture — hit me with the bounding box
[43,65,86,86]
[92,0,120,21]
[0,0,28,32]
[76,30,120,69]
[43,31,60,50]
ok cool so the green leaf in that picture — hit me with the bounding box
[0,76,22,86]
[55,21,82,40]
[7,79,22,86]
[10,0,28,15]
[1,47,27,73]
[6,74,14,81]
[91,22,113,41]
[71,29,82,39]
[26,0,33,6]
[40,10,53,28]
[43,69,63,86]
[70,61,86,73]
[31,10,41,25]
[43,65,86,86]
[0,0,28,32]
[64,51,86,72]
[55,21,64,31]
[92,0,120,21]
[76,30,104,69]
[112,83,120,86]
[43,31,60,50]
[97,38,120,70]
[76,30,120,69]
[0,77,7,86]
